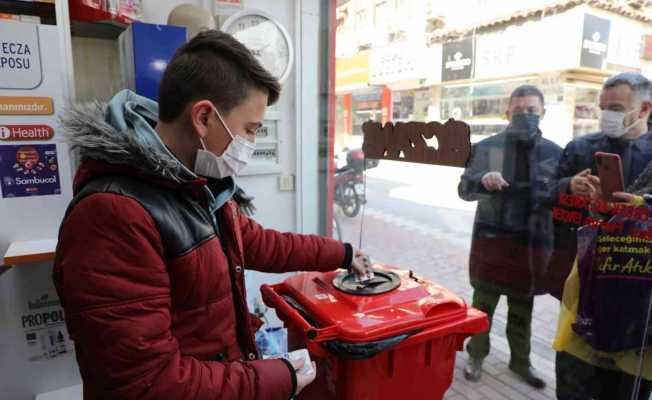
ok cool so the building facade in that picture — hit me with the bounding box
[336,0,652,149]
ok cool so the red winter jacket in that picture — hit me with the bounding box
[53,93,351,400]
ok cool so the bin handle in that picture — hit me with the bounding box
[260,284,338,343]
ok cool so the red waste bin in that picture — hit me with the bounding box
[261,266,488,400]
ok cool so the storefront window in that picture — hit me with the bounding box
[391,89,414,121]
[574,86,601,137]
[352,87,383,138]
[326,1,652,399]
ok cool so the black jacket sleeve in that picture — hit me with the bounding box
[544,140,582,208]
[458,143,491,202]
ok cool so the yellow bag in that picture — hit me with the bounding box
[553,259,652,380]
[553,259,581,351]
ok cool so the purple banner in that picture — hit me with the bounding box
[0,144,61,198]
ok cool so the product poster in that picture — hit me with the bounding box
[0,143,61,198]
[0,21,43,90]
[21,293,74,362]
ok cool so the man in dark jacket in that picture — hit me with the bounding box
[548,72,652,399]
[53,31,371,400]
[547,72,652,300]
[459,85,562,388]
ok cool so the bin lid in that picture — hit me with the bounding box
[282,266,469,342]
[332,269,401,295]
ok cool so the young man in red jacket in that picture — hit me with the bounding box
[53,30,370,400]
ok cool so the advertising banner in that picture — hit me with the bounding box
[0,144,61,198]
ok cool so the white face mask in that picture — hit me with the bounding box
[194,106,255,179]
[600,109,643,139]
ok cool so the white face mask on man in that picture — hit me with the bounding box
[600,108,643,139]
[194,106,255,179]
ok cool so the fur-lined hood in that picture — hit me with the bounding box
[61,89,195,184]
[60,90,243,213]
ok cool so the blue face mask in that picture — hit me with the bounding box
[509,113,540,140]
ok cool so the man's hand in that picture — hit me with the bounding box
[570,169,595,197]
[612,192,639,204]
[481,171,509,192]
[587,174,603,200]
[291,357,317,396]
[350,248,373,279]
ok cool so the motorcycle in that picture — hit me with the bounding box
[333,149,377,218]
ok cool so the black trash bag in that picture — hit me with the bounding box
[282,295,418,360]
[322,332,416,360]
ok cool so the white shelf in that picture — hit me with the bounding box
[35,384,82,400]
[3,238,57,266]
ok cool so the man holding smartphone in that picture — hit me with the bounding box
[550,72,652,399]
[548,72,652,298]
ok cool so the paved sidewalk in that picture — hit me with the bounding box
[337,203,560,400]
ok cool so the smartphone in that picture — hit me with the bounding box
[595,152,625,202]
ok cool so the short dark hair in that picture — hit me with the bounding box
[509,85,544,106]
[158,30,281,122]
[603,72,652,102]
